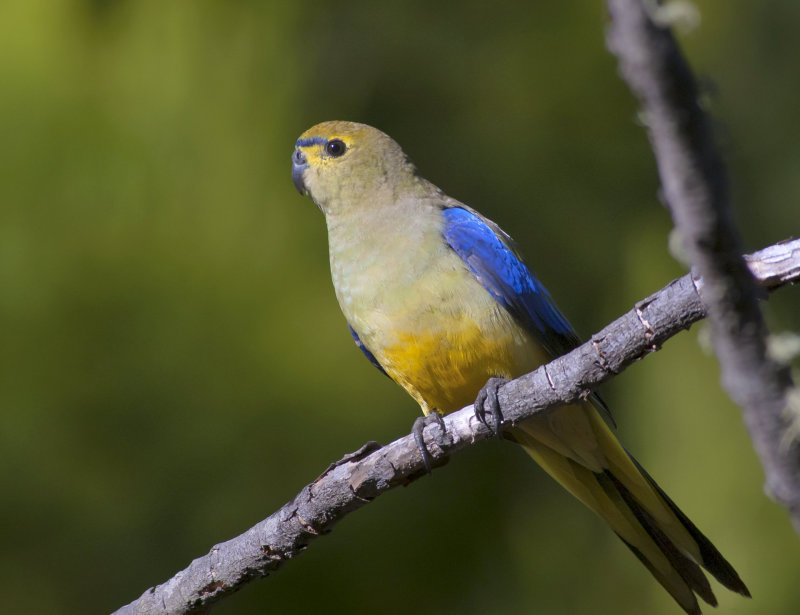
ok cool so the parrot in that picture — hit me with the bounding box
[291,120,749,614]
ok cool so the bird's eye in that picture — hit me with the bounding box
[325,139,347,158]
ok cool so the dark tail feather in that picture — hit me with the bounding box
[629,455,751,598]
[601,470,717,608]
[617,536,702,615]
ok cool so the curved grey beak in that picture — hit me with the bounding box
[292,149,308,195]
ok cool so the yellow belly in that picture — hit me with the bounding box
[376,307,546,415]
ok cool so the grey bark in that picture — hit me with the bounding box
[113,238,800,615]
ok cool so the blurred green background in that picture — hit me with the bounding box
[1,1,799,613]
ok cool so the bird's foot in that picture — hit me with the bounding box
[412,412,446,474]
[474,377,509,438]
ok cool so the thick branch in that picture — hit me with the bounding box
[606,0,800,528]
[113,238,800,615]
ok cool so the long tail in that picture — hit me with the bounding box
[511,403,750,615]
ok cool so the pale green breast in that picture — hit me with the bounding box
[326,204,546,415]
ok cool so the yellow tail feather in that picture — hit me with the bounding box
[512,402,749,615]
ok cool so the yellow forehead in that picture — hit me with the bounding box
[297,120,368,142]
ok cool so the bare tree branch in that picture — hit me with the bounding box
[113,238,800,615]
[606,0,800,531]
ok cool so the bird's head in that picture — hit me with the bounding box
[292,121,419,215]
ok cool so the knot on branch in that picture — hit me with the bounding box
[635,299,660,351]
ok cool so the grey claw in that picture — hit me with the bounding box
[411,413,446,473]
[474,377,508,438]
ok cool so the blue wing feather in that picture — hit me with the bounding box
[441,206,613,425]
[348,324,388,376]
[441,206,580,358]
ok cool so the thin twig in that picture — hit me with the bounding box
[113,238,800,615]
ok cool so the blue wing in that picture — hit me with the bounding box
[441,206,581,357]
[348,324,387,376]
[441,206,613,423]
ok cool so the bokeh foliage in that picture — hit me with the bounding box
[1,1,799,613]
